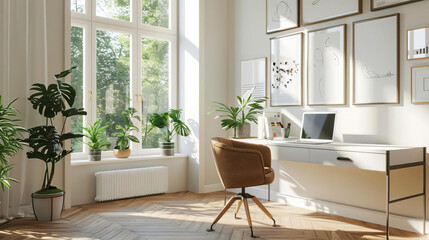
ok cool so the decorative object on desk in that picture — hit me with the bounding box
[308,25,347,106]
[22,67,87,221]
[241,57,267,107]
[263,112,282,140]
[301,0,361,26]
[353,14,399,105]
[407,26,429,60]
[283,123,291,138]
[149,109,191,156]
[411,65,429,104]
[0,96,25,191]
[83,120,111,161]
[113,108,140,159]
[371,0,422,11]
[266,0,299,33]
[270,33,302,106]
[209,88,268,138]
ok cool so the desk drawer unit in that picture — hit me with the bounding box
[309,149,386,172]
[270,146,310,163]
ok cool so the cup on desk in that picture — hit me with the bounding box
[281,128,290,138]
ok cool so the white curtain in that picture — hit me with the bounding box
[0,0,49,220]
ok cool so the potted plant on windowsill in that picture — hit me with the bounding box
[0,96,26,191]
[83,120,111,161]
[22,67,87,222]
[149,109,190,156]
[209,88,267,138]
[113,107,140,158]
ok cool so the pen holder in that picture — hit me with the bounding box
[281,127,290,138]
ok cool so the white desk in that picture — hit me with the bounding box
[235,139,426,239]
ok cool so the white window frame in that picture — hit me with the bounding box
[69,0,178,160]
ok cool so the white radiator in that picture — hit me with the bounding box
[95,166,168,202]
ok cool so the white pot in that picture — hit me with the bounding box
[31,191,65,222]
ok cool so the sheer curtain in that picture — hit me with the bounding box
[0,0,49,220]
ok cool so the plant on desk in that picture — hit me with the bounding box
[83,120,111,161]
[209,88,267,138]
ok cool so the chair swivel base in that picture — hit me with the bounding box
[206,188,277,238]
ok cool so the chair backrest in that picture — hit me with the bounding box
[210,137,267,189]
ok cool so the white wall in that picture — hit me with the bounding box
[227,0,429,232]
[178,0,228,193]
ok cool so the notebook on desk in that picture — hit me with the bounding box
[289,112,336,144]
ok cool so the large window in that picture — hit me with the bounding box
[70,0,177,159]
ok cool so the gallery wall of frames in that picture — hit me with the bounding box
[262,0,429,107]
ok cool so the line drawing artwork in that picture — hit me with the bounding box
[271,61,299,89]
[272,0,292,22]
[313,37,340,98]
[361,64,395,79]
[312,0,321,5]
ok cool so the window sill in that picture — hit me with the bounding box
[71,153,188,166]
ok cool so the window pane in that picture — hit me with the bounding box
[96,30,131,140]
[70,26,85,152]
[96,0,131,21]
[142,0,170,28]
[141,38,170,149]
[71,0,85,13]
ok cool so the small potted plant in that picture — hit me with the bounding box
[209,88,267,138]
[0,96,26,191]
[83,120,111,161]
[113,107,140,158]
[149,109,191,156]
[22,67,87,221]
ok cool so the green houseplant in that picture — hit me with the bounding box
[113,107,140,158]
[83,120,111,161]
[22,67,87,221]
[0,96,26,191]
[209,88,268,138]
[149,109,190,156]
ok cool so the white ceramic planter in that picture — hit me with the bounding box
[31,191,65,222]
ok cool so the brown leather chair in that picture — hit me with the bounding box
[207,137,277,237]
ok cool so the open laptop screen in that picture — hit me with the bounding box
[301,113,336,141]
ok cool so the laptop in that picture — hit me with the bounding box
[294,112,336,144]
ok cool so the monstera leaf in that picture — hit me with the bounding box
[28,68,77,118]
[23,126,61,162]
[149,113,169,129]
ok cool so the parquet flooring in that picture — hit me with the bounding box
[0,191,427,240]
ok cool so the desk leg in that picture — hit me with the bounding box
[423,148,426,235]
[386,158,390,240]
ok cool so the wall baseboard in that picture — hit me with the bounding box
[203,183,224,193]
[231,187,426,234]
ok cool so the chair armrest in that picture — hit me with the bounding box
[231,140,272,168]
[212,142,267,188]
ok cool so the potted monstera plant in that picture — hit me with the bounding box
[209,88,267,138]
[113,107,140,158]
[83,120,111,161]
[0,96,25,191]
[22,67,87,221]
[149,109,190,156]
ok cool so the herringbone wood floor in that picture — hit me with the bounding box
[0,191,427,240]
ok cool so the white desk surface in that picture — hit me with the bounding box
[234,138,423,154]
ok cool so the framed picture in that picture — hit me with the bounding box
[411,65,429,104]
[266,0,299,33]
[407,26,429,60]
[353,14,399,105]
[241,57,267,107]
[371,0,422,11]
[308,25,347,106]
[301,0,361,26]
[270,33,302,106]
